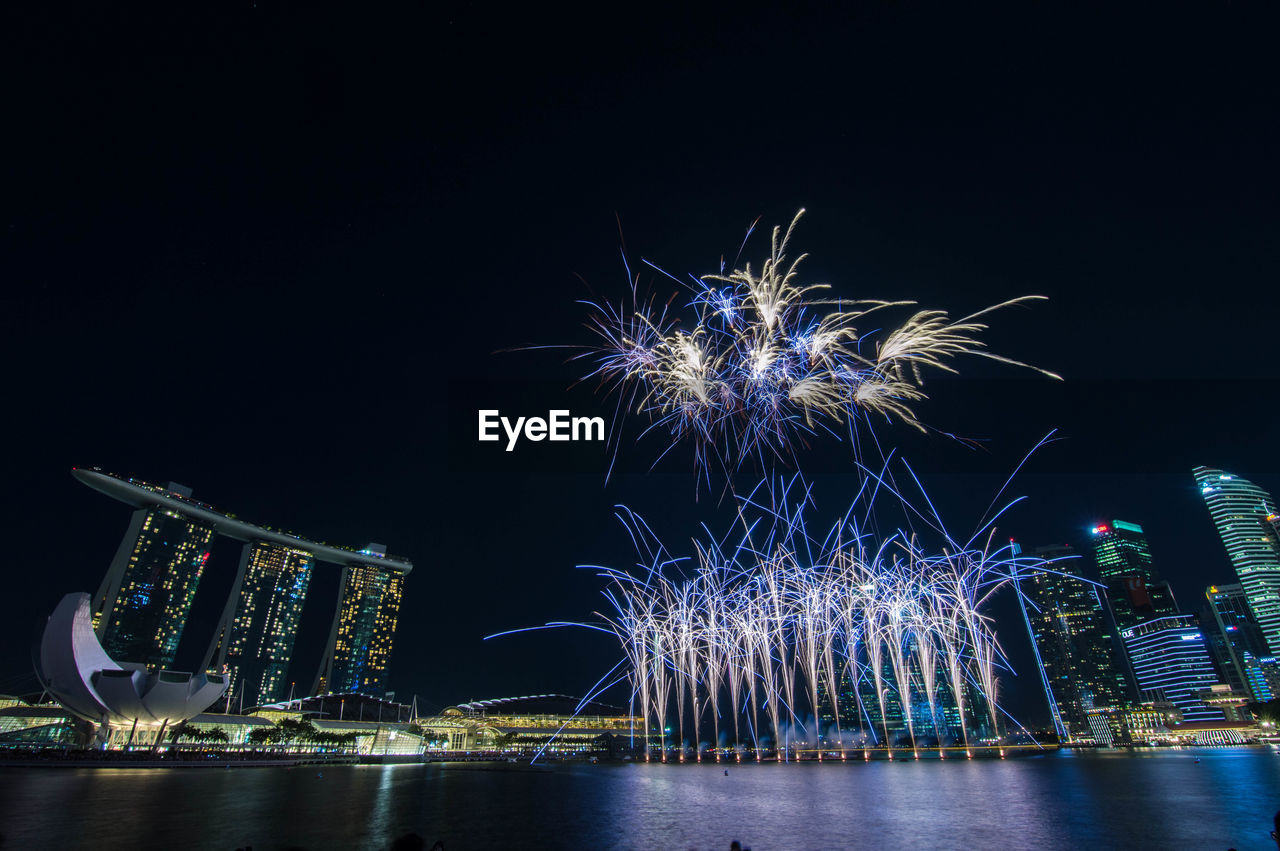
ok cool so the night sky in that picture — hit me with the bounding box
[3,4,1279,725]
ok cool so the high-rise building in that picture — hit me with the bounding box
[1092,520,1155,583]
[1194,467,1280,656]
[1120,614,1224,722]
[203,542,315,706]
[1090,520,1178,630]
[75,468,413,696]
[1019,545,1132,742]
[315,550,405,696]
[91,493,216,670]
[1203,584,1280,701]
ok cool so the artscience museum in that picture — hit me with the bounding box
[36,592,228,748]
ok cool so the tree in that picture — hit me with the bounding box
[277,717,316,741]
[309,730,359,751]
[275,717,318,751]
[170,725,230,745]
[247,727,278,747]
[422,731,450,749]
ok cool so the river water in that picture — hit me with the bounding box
[1,747,1278,850]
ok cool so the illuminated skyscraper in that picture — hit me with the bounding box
[92,490,216,670]
[75,468,414,697]
[1019,545,1132,742]
[315,549,405,696]
[1194,467,1280,656]
[1203,583,1280,701]
[1090,520,1178,631]
[203,542,315,706]
[1120,614,1224,722]
[1091,520,1154,583]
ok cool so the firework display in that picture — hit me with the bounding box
[581,210,1057,476]
[502,212,1059,763]
[588,481,1023,761]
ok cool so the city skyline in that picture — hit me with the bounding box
[19,461,1279,757]
[4,5,1280,849]
[11,460,1277,729]
[1012,468,1280,730]
[3,4,1279,728]
[1006,469,1280,742]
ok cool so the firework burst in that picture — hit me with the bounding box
[579,210,1058,480]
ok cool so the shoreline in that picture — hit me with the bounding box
[2,741,1270,770]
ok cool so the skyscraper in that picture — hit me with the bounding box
[1092,520,1155,583]
[1090,520,1178,630]
[1194,467,1280,656]
[92,493,216,670]
[75,468,413,696]
[1019,545,1132,742]
[1120,614,1224,722]
[203,542,315,706]
[315,551,405,696]
[1203,583,1280,701]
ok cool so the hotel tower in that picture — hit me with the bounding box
[75,468,412,702]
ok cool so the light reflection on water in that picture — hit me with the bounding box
[0,748,1278,850]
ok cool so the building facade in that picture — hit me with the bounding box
[1092,520,1155,583]
[315,556,405,696]
[1090,520,1178,631]
[436,695,646,756]
[1020,545,1132,743]
[92,495,216,670]
[1194,467,1280,656]
[203,542,315,707]
[1120,614,1224,723]
[1203,583,1280,701]
[75,469,412,699]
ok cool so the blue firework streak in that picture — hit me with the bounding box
[492,465,1080,763]
[578,210,1058,480]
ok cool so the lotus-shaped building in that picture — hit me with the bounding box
[38,592,227,738]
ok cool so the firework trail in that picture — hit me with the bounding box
[539,473,1046,762]
[579,210,1058,482]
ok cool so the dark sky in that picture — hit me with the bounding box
[3,3,1279,725]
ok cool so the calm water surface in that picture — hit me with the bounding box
[2,748,1279,850]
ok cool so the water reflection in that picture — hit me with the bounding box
[0,748,1276,849]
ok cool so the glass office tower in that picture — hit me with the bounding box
[1203,583,1280,701]
[1090,520,1178,630]
[204,542,315,706]
[92,506,216,670]
[1020,545,1132,742]
[1092,520,1155,583]
[1194,467,1280,656]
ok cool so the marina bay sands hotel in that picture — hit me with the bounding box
[72,468,413,707]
